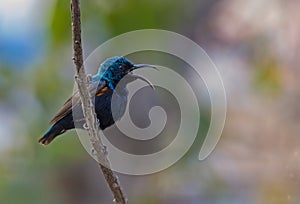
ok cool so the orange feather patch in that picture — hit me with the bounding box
[96,87,110,96]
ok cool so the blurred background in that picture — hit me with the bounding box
[1,0,300,203]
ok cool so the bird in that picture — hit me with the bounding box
[39,56,156,145]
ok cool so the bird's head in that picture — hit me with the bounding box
[92,56,156,90]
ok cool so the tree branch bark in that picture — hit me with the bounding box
[70,0,127,203]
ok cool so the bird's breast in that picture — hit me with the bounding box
[94,88,128,129]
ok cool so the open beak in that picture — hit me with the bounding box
[129,74,155,89]
[128,64,158,89]
[132,64,158,71]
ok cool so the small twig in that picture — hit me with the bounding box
[70,0,127,203]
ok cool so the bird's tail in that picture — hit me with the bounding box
[39,124,65,145]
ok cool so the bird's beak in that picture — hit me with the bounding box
[129,64,158,89]
[129,74,155,89]
[132,64,158,71]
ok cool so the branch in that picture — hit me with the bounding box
[70,1,127,203]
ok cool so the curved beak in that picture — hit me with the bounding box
[132,64,159,71]
[129,74,155,89]
[129,64,158,89]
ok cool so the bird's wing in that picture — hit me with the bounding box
[50,80,107,124]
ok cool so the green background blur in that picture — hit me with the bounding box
[1,0,300,203]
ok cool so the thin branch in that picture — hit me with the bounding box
[70,0,127,203]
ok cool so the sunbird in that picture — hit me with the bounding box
[39,56,156,145]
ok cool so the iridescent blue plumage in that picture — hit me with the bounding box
[39,56,155,145]
[91,56,134,90]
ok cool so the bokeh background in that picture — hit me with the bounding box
[1,0,300,203]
